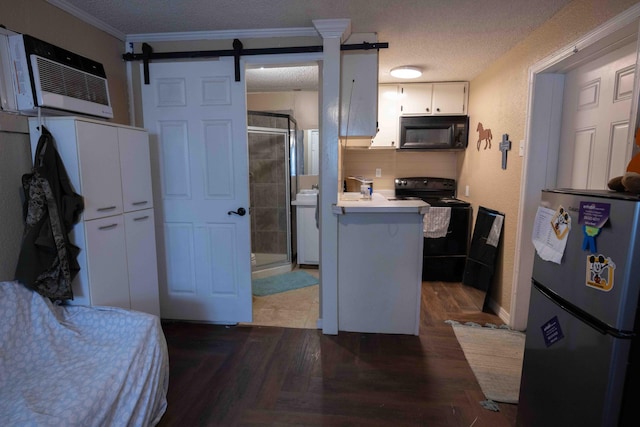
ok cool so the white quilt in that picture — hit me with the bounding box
[0,281,169,426]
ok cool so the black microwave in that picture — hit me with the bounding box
[399,115,469,150]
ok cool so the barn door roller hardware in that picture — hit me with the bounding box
[122,39,389,84]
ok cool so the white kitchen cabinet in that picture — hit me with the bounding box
[28,117,160,316]
[399,82,468,116]
[432,82,469,115]
[399,83,433,115]
[373,82,469,147]
[340,34,379,138]
[371,85,400,147]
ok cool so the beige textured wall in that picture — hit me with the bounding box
[0,0,130,124]
[248,91,319,130]
[462,0,639,315]
[0,124,31,280]
[343,150,458,191]
[0,0,131,279]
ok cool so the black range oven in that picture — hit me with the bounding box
[394,177,472,282]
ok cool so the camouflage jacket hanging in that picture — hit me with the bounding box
[14,126,84,301]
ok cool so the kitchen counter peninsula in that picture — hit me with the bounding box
[334,192,429,335]
[333,192,428,213]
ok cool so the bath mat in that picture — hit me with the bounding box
[450,321,525,404]
[252,271,318,296]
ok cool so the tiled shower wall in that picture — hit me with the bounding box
[248,114,290,255]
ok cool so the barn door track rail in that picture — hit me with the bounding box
[122,38,389,84]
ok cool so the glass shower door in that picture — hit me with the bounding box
[247,125,291,271]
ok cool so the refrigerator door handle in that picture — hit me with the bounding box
[532,279,635,339]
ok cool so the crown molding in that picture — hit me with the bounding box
[125,27,319,43]
[46,0,321,43]
[46,0,126,40]
[313,19,351,43]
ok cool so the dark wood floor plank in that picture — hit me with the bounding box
[157,281,518,426]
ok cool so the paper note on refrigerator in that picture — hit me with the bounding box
[532,206,570,264]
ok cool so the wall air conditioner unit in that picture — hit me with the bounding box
[8,33,113,119]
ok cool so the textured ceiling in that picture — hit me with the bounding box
[55,0,572,92]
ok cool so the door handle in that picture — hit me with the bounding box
[227,207,247,216]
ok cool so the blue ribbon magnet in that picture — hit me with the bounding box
[578,202,610,253]
[582,225,601,252]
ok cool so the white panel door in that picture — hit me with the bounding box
[558,41,636,189]
[141,59,252,323]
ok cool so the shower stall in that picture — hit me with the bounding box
[247,111,299,277]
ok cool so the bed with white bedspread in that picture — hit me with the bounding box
[0,281,169,426]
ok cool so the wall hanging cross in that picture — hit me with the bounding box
[499,134,512,170]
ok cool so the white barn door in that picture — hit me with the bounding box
[558,41,636,189]
[141,58,252,323]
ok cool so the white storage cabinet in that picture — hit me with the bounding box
[28,117,160,316]
[296,205,319,265]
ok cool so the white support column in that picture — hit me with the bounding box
[313,18,351,335]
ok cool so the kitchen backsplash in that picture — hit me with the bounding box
[342,149,459,191]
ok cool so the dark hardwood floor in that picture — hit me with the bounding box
[158,281,518,426]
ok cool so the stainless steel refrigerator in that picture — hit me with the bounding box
[517,189,640,427]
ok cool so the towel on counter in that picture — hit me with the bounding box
[424,207,451,238]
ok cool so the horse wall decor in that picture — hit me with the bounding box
[476,122,493,150]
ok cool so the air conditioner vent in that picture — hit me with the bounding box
[36,56,109,106]
[8,33,113,118]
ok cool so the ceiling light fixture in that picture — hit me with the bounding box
[390,66,422,79]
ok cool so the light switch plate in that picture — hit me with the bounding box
[519,140,525,157]
[375,168,382,177]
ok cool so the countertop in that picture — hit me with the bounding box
[333,192,429,214]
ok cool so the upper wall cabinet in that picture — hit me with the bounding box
[400,82,469,116]
[371,85,401,147]
[340,34,379,138]
[400,84,433,115]
[431,82,469,115]
[371,82,469,147]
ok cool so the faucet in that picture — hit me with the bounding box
[311,184,319,190]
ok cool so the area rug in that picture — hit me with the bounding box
[450,321,525,404]
[252,271,318,296]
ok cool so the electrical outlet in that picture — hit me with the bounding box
[375,168,382,178]
[465,185,470,197]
